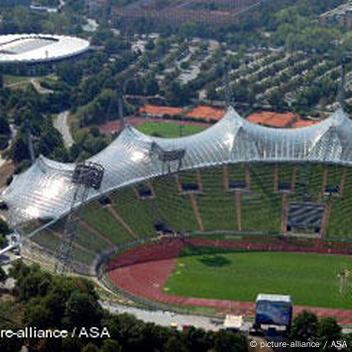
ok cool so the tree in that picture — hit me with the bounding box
[0,266,7,284]
[23,302,52,329]
[141,323,169,352]
[290,311,319,343]
[214,330,247,352]
[103,313,148,352]
[100,339,122,352]
[61,337,84,352]
[185,327,213,352]
[11,136,30,164]
[144,77,159,96]
[0,321,22,352]
[56,62,83,86]
[165,82,192,106]
[164,335,189,352]
[78,89,120,126]
[145,39,155,51]
[0,219,10,235]
[64,291,103,329]
[345,333,352,352]
[318,318,342,351]
[105,36,130,55]
[16,268,52,301]
[0,115,10,136]
[38,127,65,158]
[82,343,99,352]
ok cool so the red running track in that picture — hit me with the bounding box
[107,237,352,325]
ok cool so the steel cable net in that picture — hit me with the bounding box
[27,161,352,269]
[25,162,352,269]
[2,107,352,229]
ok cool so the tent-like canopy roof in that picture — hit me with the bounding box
[2,107,352,227]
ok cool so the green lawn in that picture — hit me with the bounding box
[137,121,206,138]
[165,247,352,309]
[3,74,32,85]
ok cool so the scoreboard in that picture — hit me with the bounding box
[255,294,293,328]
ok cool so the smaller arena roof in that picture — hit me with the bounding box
[0,34,90,64]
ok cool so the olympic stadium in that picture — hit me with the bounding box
[1,107,352,318]
[0,34,90,64]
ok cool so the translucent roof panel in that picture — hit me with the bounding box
[2,107,352,227]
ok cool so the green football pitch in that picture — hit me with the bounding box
[137,121,206,138]
[164,247,352,309]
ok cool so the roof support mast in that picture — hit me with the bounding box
[55,161,104,274]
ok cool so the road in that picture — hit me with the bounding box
[30,78,53,95]
[0,124,16,168]
[54,111,74,148]
[100,301,224,331]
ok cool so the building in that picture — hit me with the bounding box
[114,0,261,28]
[0,34,90,65]
[85,0,108,15]
[320,2,352,29]
[30,4,58,13]
[223,315,244,331]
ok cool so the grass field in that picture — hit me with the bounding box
[137,121,206,138]
[164,247,352,309]
[3,74,33,85]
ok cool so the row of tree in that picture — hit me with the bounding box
[0,261,248,352]
[1,260,352,352]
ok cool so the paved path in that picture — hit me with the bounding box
[54,111,74,148]
[100,301,223,331]
[30,79,53,95]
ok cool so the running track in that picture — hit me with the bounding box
[107,238,352,325]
